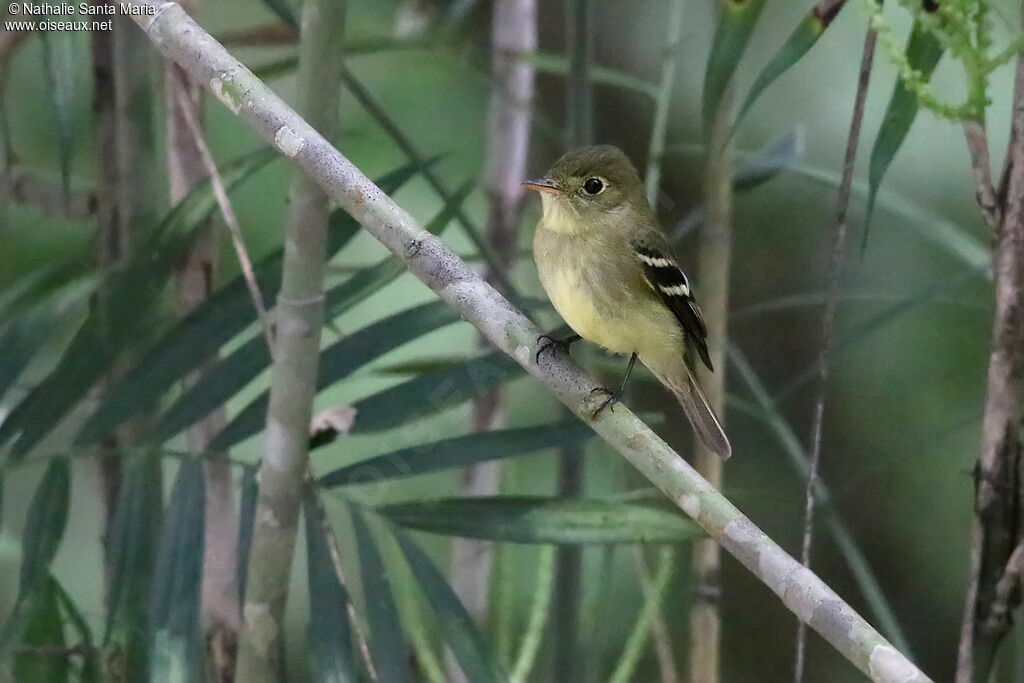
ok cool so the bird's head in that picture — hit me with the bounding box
[523,145,648,235]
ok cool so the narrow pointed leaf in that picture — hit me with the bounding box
[0,149,275,459]
[519,51,659,99]
[347,351,522,437]
[865,22,944,239]
[52,581,100,682]
[0,460,69,659]
[0,275,96,401]
[77,160,433,447]
[391,529,507,683]
[304,490,358,683]
[703,0,768,132]
[39,28,77,200]
[13,577,68,683]
[259,0,297,27]
[319,421,594,487]
[18,461,70,595]
[734,0,847,132]
[209,300,461,449]
[149,460,205,683]
[348,507,411,683]
[102,456,162,681]
[381,496,703,544]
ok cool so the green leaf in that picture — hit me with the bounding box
[102,456,162,681]
[772,272,975,404]
[13,577,68,683]
[236,466,258,604]
[161,178,475,448]
[52,580,100,683]
[520,51,659,99]
[732,127,805,193]
[18,461,70,596]
[391,528,507,683]
[39,28,77,201]
[0,148,276,461]
[76,159,432,448]
[348,507,411,683]
[381,496,703,545]
[303,490,358,683]
[733,1,846,134]
[703,0,768,133]
[0,461,69,661]
[149,460,204,683]
[319,421,595,487]
[347,351,523,437]
[865,21,944,242]
[210,300,461,450]
[0,275,95,402]
[259,0,297,27]
[727,345,913,654]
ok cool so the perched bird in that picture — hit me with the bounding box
[525,145,731,459]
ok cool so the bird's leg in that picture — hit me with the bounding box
[591,353,638,418]
[535,333,582,363]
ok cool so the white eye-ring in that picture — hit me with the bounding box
[582,177,606,195]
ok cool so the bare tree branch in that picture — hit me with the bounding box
[795,18,878,683]
[956,5,1024,681]
[124,4,932,679]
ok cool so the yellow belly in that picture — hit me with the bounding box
[540,261,634,354]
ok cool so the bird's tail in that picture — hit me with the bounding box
[645,356,731,459]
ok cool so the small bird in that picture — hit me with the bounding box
[525,145,731,459]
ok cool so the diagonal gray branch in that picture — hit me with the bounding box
[125,3,930,680]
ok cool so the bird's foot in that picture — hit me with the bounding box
[590,387,620,419]
[535,333,582,363]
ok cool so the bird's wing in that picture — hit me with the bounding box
[631,231,713,371]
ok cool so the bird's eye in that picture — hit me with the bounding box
[583,177,605,195]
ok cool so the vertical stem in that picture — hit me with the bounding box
[689,85,733,683]
[163,1,242,675]
[234,0,345,680]
[555,2,592,679]
[451,0,537,647]
[645,0,687,208]
[793,20,878,683]
[90,5,121,580]
[957,4,1024,681]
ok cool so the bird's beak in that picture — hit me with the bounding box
[522,177,562,195]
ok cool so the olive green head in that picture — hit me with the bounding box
[523,145,649,232]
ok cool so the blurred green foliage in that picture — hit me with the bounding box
[1,0,1021,680]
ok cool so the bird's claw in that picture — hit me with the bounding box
[590,387,620,418]
[535,334,579,363]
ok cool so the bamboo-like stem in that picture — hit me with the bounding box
[957,4,1024,681]
[163,1,242,674]
[644,0,686,208]
[689,82,732,683]
[124,6,931,679]
[234,0,345,679]
[609,547,676,683]
[794,20,878,683]
[450,0,536,646]
[92,9,163,679]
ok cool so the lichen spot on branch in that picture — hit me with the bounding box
[274,126,305,158]
[210,72,243,115]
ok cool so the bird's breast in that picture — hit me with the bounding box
[533,228,633,353]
